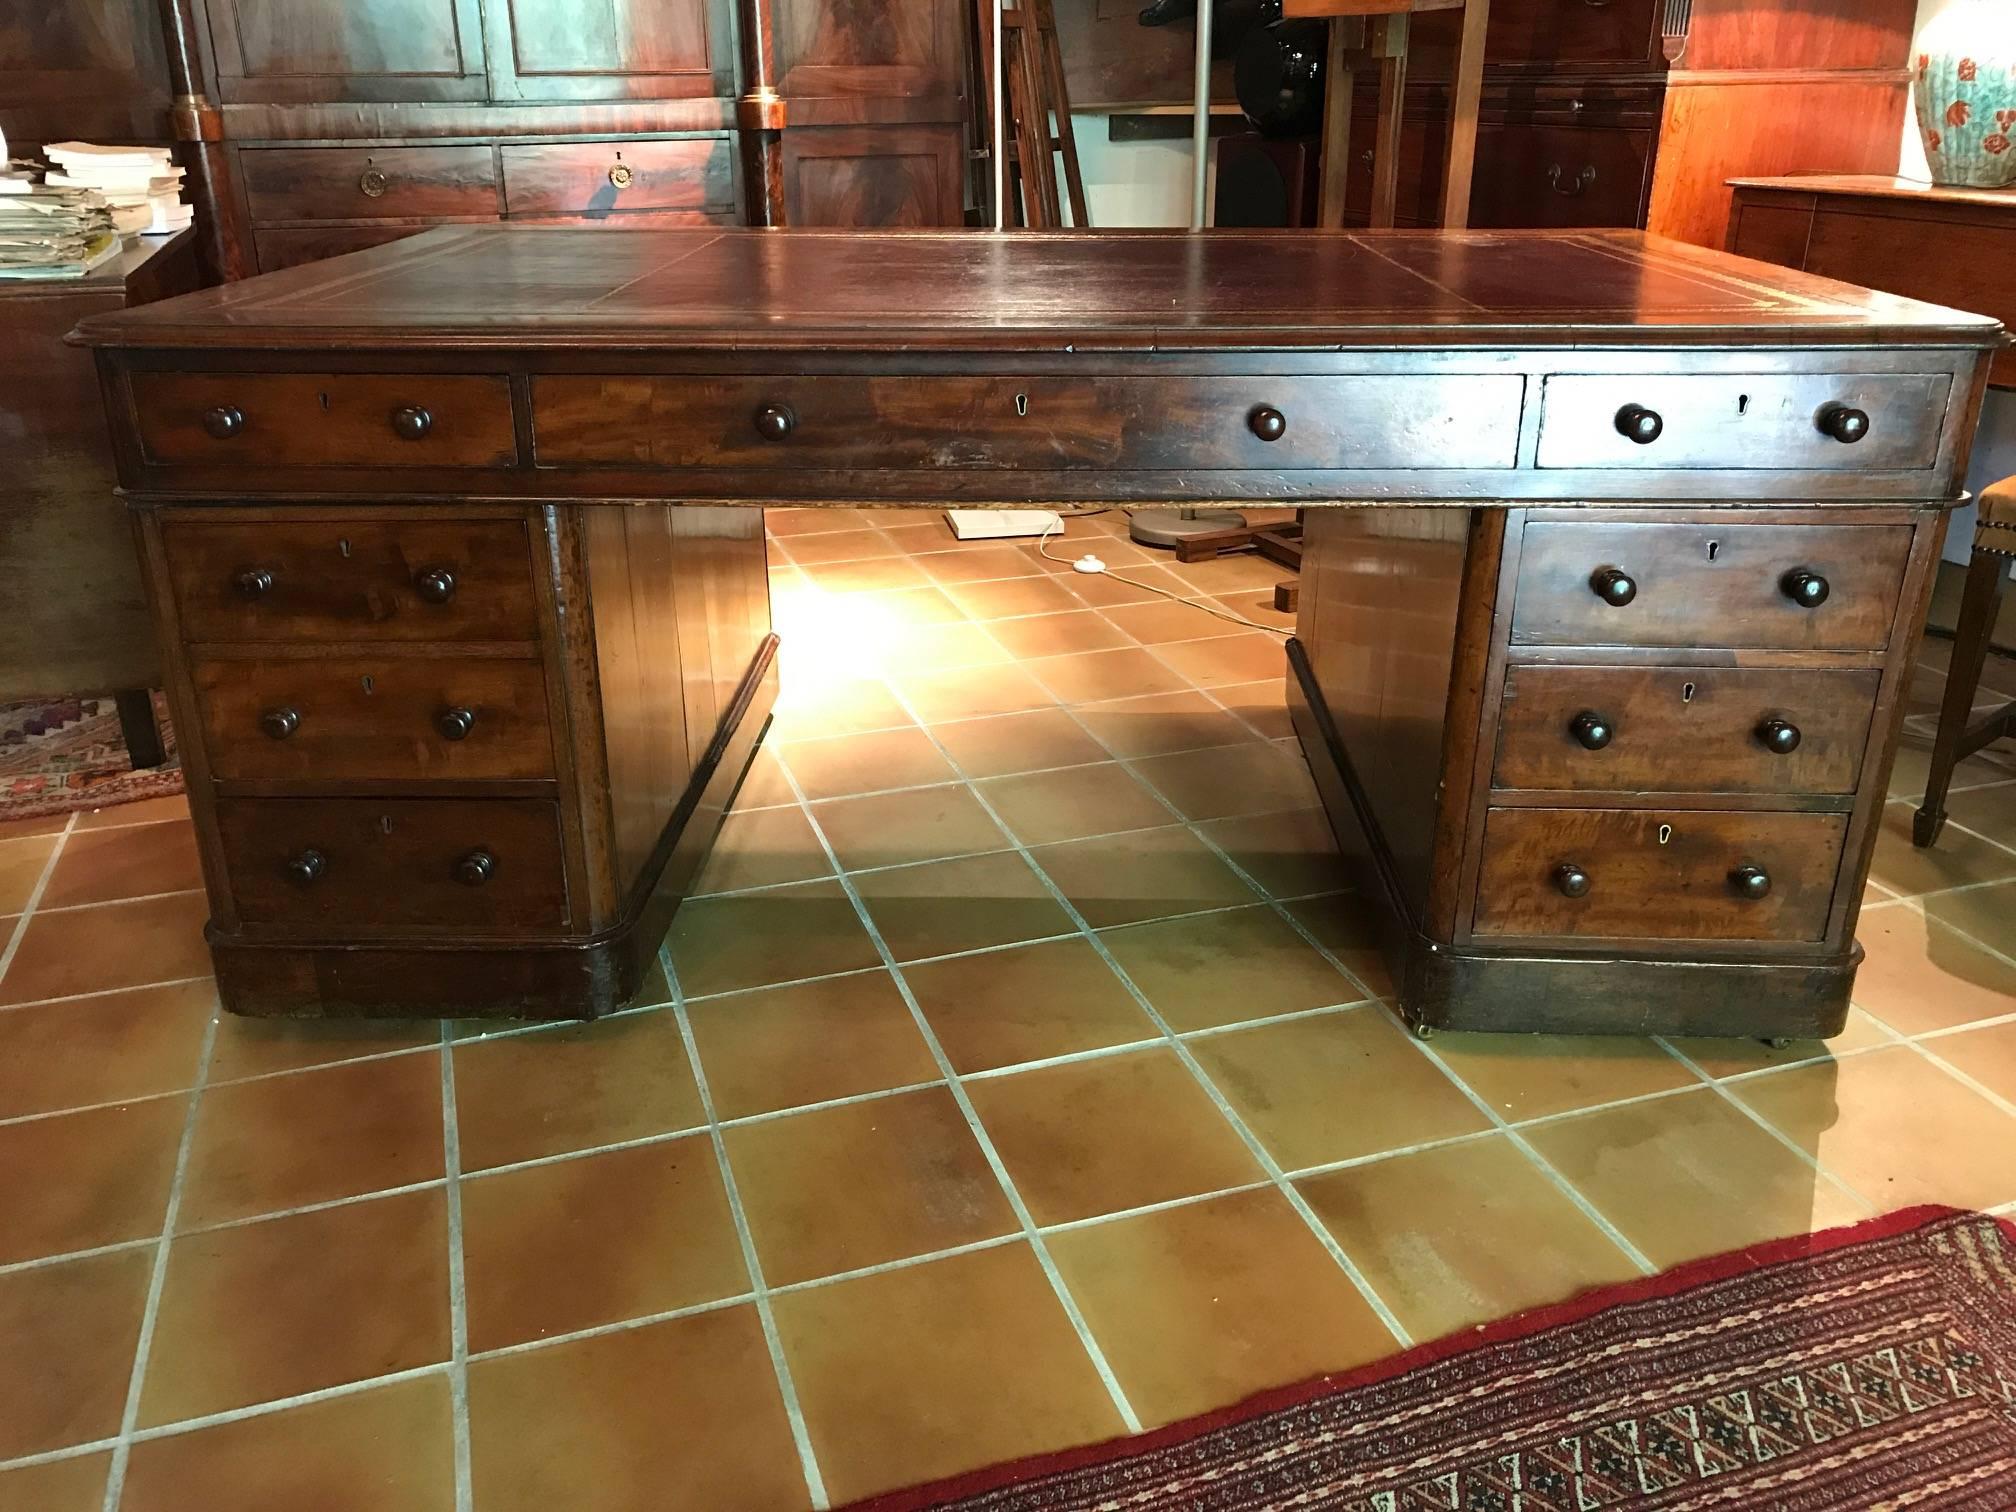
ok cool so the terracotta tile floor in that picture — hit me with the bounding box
[3,506,2016,1508]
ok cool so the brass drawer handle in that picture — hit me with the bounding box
[1547,163,1597,198]
[414,567,457,604]
[358,166,389,199]
[1781,568,1829,608]
[390,405,433,441]
[1818,404,1869,444]
[261,707,301,741]
[437,706,477,741]
[456,849,496,887]
[1756,718,1801,755]
[1613,404,1662,444]
[285,849,326,885]
[1553,862,1592,899]
[753,404,796,441]
[234,567,274,600]
[1569,711,1614,750]
[608,161,633,189]
[1589,566,1637,606]
[1730,864,1771,900]
[202,405,245,440]
[1248,405,1287,442]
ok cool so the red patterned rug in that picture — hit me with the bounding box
[0,695,183,822]
[849,1207,2016,1511]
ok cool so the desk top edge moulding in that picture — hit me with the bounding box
[76,227,2005,1035]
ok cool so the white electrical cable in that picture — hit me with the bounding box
[1037,518,1292,639]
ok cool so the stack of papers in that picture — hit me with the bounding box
[44,142,193,238]
[0,160,119,280]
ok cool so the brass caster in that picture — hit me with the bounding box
[1412,1022,1438,1041]
[1762,1037,1794,1050]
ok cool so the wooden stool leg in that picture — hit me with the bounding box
[1316,18,1360,228]
[1369,14,1409,228]
[1440,0,1490,229]
[115,688,167,770]
[1915,548,2007,847]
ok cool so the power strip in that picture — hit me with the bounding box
[944,508,1064,541]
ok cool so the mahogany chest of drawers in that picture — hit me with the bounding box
[75,225,2002,1033]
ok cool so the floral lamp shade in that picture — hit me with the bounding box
[1915,0,2016,188]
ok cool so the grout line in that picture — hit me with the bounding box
[1900,1035,2016,1126]
[1654,1039,1882,1216]
[438,1030,474,1512]
[98,1011,218,1512]
[470,1293,756,1364]
[859,678,1417,1358]
[660,945,831,1512]
[0,812,77,990]
[0,974,216,1017]
[765,1234,1028,1297]
[766,757,1147,1436]
[33,886,208,918]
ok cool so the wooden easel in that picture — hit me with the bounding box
[974,0,1090,227]
[1285,0,1491,229]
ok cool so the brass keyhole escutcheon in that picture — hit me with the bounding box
[1015,392,1029,418]
[1657,824,1673,846]
[609,161,633,189]
[1681,682,1696,704]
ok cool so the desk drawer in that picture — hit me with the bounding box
[216,797,566,932]
[195,656,553,782]
[132,372,517,470]
[500,140,732,216]
[1509,521,1912,651]
[240,145,499,224]
[163,519,541,644]
[1472,807,1846,943]
[532,374,1525,472]
[1537,372,1949,472]
[1493,665,1880,795]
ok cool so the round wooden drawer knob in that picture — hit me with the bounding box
[1780,569,1830,608]
[1756,718,1801,755]
[1614,404,1663,445]
[202,405,245,440]
[437,707,477,741]
[285,848,326,885]
[1248,406,1287,442]
[1553,862,1592,899]
[260,707,301,740]
[1569,711,1614,751]
[1730,865,1772,900]
[390,405,433,441]
[1818,405,1869,444]
[456,850,496,887]
[1589,567,1637,607]
[414,567,457,604]
[753,404,796,441]
[234,567,274,600]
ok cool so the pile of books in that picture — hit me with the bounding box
[0,159,120,281]
[44,141,193,238]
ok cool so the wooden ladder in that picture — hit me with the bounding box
[974,0,1090,227]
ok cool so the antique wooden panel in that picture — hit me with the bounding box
[771,0,962,100]
[500,138,734,216]
[1470,806,1847,941]
[0,0,173,147]
[215,795,567,929]
[1508,521,1913,651]
[779,124,964,227]
[162,517,541,643]
[1492,664,1880,795]
[132,372,517,469]
[201,0,490,104]
[194,654,555,781]
[532,373,1524,471]
[484,0,731,101]
[240,145,502,224]
[256,226,430,273]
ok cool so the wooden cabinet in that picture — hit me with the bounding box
[203,0,490,104]
[481,0,733,101]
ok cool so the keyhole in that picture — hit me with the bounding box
[1657,824,1673,846]
[361,674,375,695]
[318,391,331,411]
[1737,394,1750,416]
[1015,392,1029,418]
[1706,540,1719,563]
[338,538,351,559]
[379,815,394,835]
[1682,682,1696,704]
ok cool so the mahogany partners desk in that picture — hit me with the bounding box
[74,228,2002,1038]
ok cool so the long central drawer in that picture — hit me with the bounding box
[530,374,1526,471]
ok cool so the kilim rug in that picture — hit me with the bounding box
[0,695,183,822]
[847,1206,2016,1511]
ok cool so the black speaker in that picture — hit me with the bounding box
[1214,133,1320,228]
